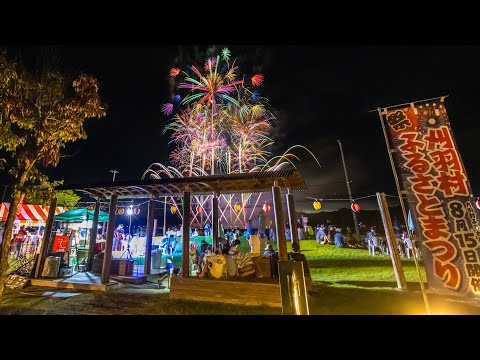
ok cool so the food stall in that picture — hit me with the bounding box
[53,208,109,272]
[0,202,68,256]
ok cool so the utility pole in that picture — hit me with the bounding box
[109,169,119,182]
[1,185,7,203]
[337,139,361,245]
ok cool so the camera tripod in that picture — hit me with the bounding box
[120,239,133,260]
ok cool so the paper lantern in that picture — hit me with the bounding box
[234,202,242,212]
[476,199,480,210]
[133,207,140,215]
[313,200,322,211]
[87,206,94,211]
[117,208,125,215]
[351,202,361,212]
[262,203,271,212]
[196,205,203,213]
[170,205,177,214]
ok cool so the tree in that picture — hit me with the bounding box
[55,190,81,208]
[0,51,106,296]
[24,181,81,208]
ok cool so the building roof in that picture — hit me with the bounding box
[59,169,306,200]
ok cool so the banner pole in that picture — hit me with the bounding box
[377,107,431,314]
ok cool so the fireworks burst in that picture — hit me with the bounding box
[251,74,264,87]
[169,68,180,77]
[162,103,174,115]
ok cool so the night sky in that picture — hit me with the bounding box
[3,45,480,213]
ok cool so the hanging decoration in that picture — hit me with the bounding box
[134,207,140,215]
[196,205,203,213]
[170,205,177,214]
[313,200,322,211]
[262,202,271,212]
[234,202,242,212]
[117,208,125,215]
[476,198,480,210]
[351,202,361,212]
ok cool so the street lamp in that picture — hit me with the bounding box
[126,206,133,238]
[109,169,119,182]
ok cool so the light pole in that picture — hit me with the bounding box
[109,169,119,182]
[126,205,133,238]
[337,139,361,244]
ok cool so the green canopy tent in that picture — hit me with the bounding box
[54,208,109,223]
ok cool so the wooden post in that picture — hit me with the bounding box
[34,196,57,278]
[87,199,101,271]
[272,182,288,261]
[144,199,154,275]
[101,194,117,285]
[286,189,299,246]
[212,194,219,250]
[182,191,191,277]
[376,192,407,290]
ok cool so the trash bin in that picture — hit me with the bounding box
[152,250,163,269]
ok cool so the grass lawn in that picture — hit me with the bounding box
[1,237,480,315]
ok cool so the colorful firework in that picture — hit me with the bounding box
[169,68,180,77]
[147,49,321,226]
[162,103,174,116]
[251,74,264,87]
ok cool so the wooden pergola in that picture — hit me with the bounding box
[33,169,307,305]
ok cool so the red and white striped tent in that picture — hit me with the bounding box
[0,202,68,224]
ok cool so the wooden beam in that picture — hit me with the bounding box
[182,191,191,277]
[87,199,101,271]
[272,183,288,261]
[212,194,219,250]
[33,196,58,278]
[101,194,118,285]
[144,199,154,275]
[286,190,299,247]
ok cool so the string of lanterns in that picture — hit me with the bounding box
[116,206,141,215]
[307,193,402,213]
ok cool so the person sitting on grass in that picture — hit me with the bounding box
[264,243,275,256]
[334,228,345,248]
[289,242,311,292]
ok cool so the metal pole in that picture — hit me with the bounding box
[1,185,7,203]
[376,107,431,314]
[286,189,299,246]
[377,192,407,290]
[337,139,361,245]
[163,196,167,237]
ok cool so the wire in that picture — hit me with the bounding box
[305,193,403,202]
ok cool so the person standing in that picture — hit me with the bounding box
[246,219,254,236]
[258,210,267,238]
[13,225,28,259]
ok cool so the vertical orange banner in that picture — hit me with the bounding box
[380,98,480,296]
